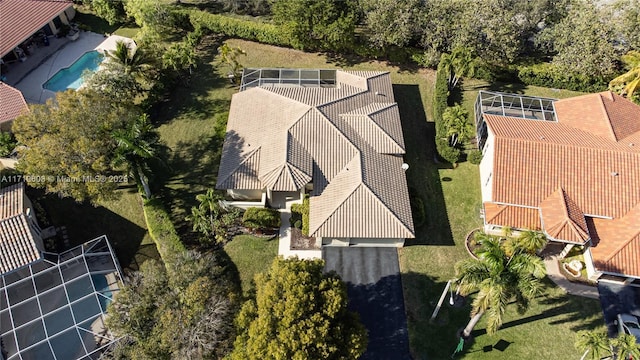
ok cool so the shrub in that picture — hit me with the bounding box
[409,189,426,228]
[242,207,281,229]
[188,10,290,47]
[436,138,461,164]
[0,131,17,157]
[290,196,310,236]
[517,63,610,93]
[468,150,483,165]
[143,199,186,276]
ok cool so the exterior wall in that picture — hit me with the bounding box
[322,237,404,247]
[227,189,263,200]
[479,130,495,203]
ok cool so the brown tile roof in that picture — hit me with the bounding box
[0,183,40,273]
[484,92,640,277]
[588,204,640,277]
[483,202,541,230]
[539,188,589,244]
[217,70,414,239]
[486,115,640,219]
[0,82,28,123]
[0,0,73,57]
[554,91,640,142]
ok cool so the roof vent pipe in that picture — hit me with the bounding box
[611,172,619,176]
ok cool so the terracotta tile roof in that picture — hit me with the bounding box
[486,115,640,219]
[539,188,589,244]
[483,202,541,230]
[217,70,414,239]
[554,91,640,142]
[0,82,28,123]
[588,204,640,277]
[0,0,73,57]
[0,183,40,273]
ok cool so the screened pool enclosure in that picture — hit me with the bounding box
[1,236,122,360]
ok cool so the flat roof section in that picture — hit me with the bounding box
[0,236,122,360]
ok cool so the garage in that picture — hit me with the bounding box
[323,247,411,360]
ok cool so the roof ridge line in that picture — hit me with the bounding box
[361,181,414,235]
[597,93,619,141]
[217,146,261,186]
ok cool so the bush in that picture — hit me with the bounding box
[517,63,610,93]
[188,10,291,47]
[468,150,483,165]
[143,199,186,276]
[290,196,310,236]
[433,55,462,165]
[0,131,17,157]
[436,138,461,164]
[242,207,281,229]
[409,188,426,228]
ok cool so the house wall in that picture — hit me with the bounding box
[321,237,404,247]
[479,130,495,203]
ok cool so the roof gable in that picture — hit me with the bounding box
[341,103,405,154]
[540,188,589,244]
[483,202,541,230]
[0,82,28,123]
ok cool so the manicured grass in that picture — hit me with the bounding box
[74,6,140,38]
[31,187,157,271]
[224,235,278,295]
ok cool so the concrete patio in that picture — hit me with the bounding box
[11,32,132,104]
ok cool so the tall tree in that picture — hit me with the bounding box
[89,0,127,25]
[217,43,246,83]
[106,40,153,78]
[106,251,237,359]
[13,90,136,203]
[503,230,548,257]
[230,257,368,360]
[610,51,640,102]
[270,0,357,51]
[575,329,612,360]
[612,333,640,360]
[442,105,473,147]
[536,0,619,78]
[359,0,423,48]
[455,236,546,338]
[112,114,161,199]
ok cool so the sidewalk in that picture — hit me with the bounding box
[277,206,321,260]
[544,255,599,299]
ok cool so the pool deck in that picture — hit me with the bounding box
[13,32,133,104]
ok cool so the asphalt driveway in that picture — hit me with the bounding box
[597,282,640,336]
[323,247,411,360]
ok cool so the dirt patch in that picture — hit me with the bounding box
[290,228,319,250]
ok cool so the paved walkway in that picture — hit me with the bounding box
[544,255,599,299]
[277,204,321,260]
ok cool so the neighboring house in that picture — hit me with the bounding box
[0,0,75,61]
[475,90,640,283]
[0,235,122,360]
[217,69,415,247]
[0,183,43,273]
[0,82,28,131]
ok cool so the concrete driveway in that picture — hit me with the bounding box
[323,247,411,360]
[597,282,640,336]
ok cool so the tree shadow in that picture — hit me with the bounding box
[29,189,148,270]
[393,84,454,246]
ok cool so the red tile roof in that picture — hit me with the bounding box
[485,92,640,277]
[484,202,541,230]
[0,82,28,123]
[0,183,41,273]
[0,0,73,57]
[539,188,589,244]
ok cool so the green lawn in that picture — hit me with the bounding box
[224,235,279,295]
[73,6,140,38]
[150,37,605,359]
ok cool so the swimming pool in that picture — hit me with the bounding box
[91,274,113,311]
[43,50,104,92]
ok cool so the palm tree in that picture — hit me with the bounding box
[455,236,546,338]
[575,330,612,360]
[217,43,246,84]
[504,229,548,257]
[442,105,473,147]
[610,51,640,102]
[106,40,152,78]
[612,333,640,360]
[112,114,160,199]
[440,47,478,90]
[187,189,240,244]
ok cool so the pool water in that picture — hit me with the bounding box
[43,50,104,92]
[91,274,113,311]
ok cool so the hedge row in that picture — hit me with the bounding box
[433,57,461,164]
[187,10,291,47]
[290,197,310,236]
[143,198,186,275]
[516,63,610,93]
